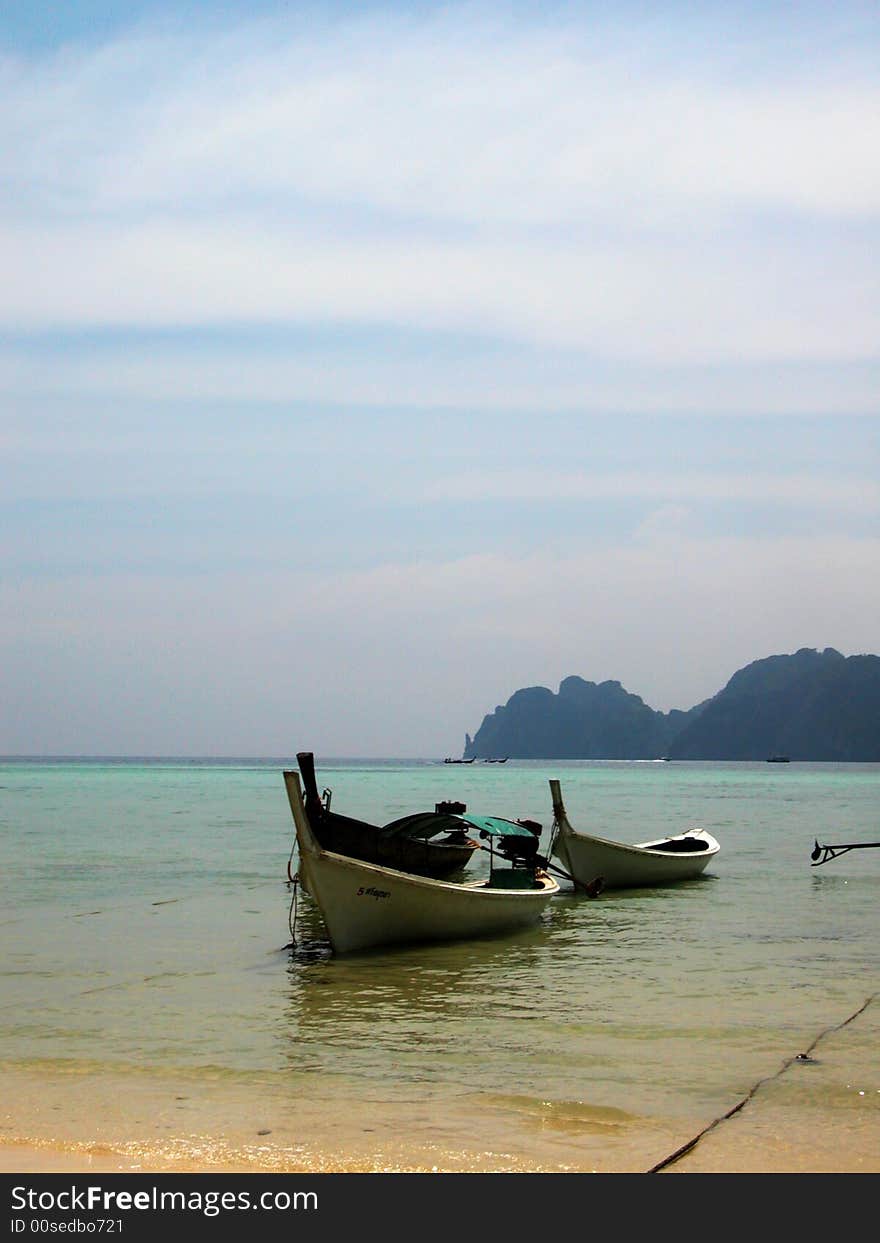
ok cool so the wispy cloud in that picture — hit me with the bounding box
[2,335,878,417]
[5,8,880,222]
[422,469,880,513]
[1,219,877,366]
[0,4,878,380]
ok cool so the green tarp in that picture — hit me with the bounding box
[379,811,536,841]
[459,814,536,839]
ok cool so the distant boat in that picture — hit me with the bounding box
[283,770,559,954]
[767,755,791,763]
[548,779,720,889]
[444,757,476,764]
[483,757,509,764]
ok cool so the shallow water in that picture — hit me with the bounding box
[1,757,878,1172]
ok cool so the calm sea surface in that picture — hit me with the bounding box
[1,757,878,1172]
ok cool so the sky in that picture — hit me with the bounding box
[1,1,878,757]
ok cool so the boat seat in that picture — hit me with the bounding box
[644,837,709,853]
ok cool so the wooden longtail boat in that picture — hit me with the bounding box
[549,779,720,890]
[296,752,479,877]
[283,770,559,954]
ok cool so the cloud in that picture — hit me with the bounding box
[422,469,880,513]
[4,7,880,223]
[0,5,878,376]
[2,333,878,418]
[1,218,878,368]
[633,504,692,542]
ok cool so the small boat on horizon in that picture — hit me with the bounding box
[444,757,476,764]
[767,755,791,763]
[283,770,559,954]
[548,779,720,890]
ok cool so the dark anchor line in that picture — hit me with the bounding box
[646,991,878,1173]
[811,839,880,866]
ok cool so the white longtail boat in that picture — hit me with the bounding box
[549,779,720,890]
[283,770,559,954]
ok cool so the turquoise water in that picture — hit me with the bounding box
[1,757,878,1171]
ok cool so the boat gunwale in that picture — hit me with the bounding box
[548,777,721,887]
[559,821,721,860]
[304,843,559,897]
[284,769,559,898]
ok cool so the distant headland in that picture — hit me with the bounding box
[462,648,880,761]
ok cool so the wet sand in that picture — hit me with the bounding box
[2,1121,877,1175]
[2,1011,878,1175]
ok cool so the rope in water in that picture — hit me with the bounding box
[282,837,300,950]
[286,875,299,948]
[647,991,878,1173]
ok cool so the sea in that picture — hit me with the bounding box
[1,757,878,1174]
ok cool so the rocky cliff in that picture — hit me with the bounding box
[463,649,880,761]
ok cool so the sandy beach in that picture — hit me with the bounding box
[3,1004,878,1175]
[3,1113,878,1175]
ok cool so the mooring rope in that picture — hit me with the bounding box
[282,873,300,951]
[282,832,300,950]
[647,991,878,1173]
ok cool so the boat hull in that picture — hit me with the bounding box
[299,847,558,953]
[284,771,559,954]
[549,780,719,889]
